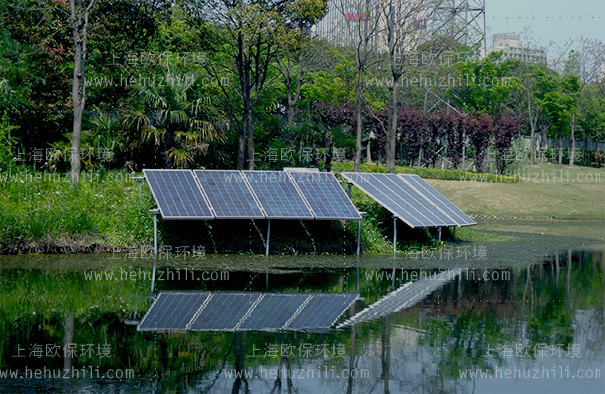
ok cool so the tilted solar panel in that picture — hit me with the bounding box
[143,169,213,219]
[373,173,456,227]
[288,172,361,220]
[242,171,314,219]
[401,175,476,226]
[342,172,426,228]
[342,172,474,228]
[193,170,265,219]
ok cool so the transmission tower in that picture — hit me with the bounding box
[432,0,486,51]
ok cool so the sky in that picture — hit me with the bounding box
[484,0,604,49]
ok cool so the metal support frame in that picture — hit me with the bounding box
[347,183,352,198]
[438,227,442,241]
[131,176,144,209]
[150,208,159,256]
[393,215,397,256]
[356,220,362,257]
[453,226,456,241]
[149,208,159,294]
[265,219,271,257]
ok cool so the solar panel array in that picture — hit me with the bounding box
[341,172,475,228]
[137,292,358,332]
[143,169,360,220]
[337,269,461,328]
[143,170,214,219]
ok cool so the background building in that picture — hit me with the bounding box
[483,33,547,64]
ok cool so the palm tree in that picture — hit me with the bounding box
[123,68,226,168]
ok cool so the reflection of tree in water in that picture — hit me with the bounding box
[415,250,604,391]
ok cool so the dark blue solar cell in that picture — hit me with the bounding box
[342,172,425,227]
[194,170,265,219]
[289,172,361,220]
[188,293,261,330]
[143,170,213,219]
[402,175,476,226]
[240,294,309,330]
[242,171,314,219]
[376,174,456,227]
[137,293,209,331]
[288,294,358,329]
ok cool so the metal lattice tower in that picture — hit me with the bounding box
[432,0,486,51]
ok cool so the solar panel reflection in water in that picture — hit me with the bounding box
[143,169,213,219]
[189,293,261,331]
[137,292,358,332]
[400,174,476,226]
[239,294,309,330]
[288,293,359,330]
[137,292,209,331]
[242,171,314,219]
[194,170,264,219]
[289,172,361,220]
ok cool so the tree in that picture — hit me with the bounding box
[273,0,327,126]
[69,0,98,186]
[123,68,225,168]
[538,73,580,177]
[203,0,288,170]
[332,0,382,172]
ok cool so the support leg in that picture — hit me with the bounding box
[393,216,397,256]
[453,227,456,241]
[265,219,271,257]
[356,220,361,257]
[153,212,158,257]
[438,227,442,241]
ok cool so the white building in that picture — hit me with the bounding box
[483,33,546,64]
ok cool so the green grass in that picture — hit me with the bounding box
[0,170,153,253]
[426,163,605,220]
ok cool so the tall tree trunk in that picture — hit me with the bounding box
[386,81,398,173]
[569,114,575,166]
[69,0,95,186]
[246,111,255,170]
[558,127,563,178]
[237,108,247,170]
[63,312,74,371]
[527,90,536,165]
[354,69,364,172]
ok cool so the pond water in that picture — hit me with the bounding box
[0,233,603,393]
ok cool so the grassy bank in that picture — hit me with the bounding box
[2,162,599,255]
[426,163,605,221]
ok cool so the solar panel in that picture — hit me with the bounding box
[137,292,209,331]
[342,172,429,228]
[242,171,314,219]
[288,294,359,329]
[143,169,213,219]
[240,294,309,330]
[193,170,265,219]
[189,293,261,331]
[288,172,361,220]
[373,173,456,227]
[400,175,476,226]
[342,172,473,228]
[137,292,358,332]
